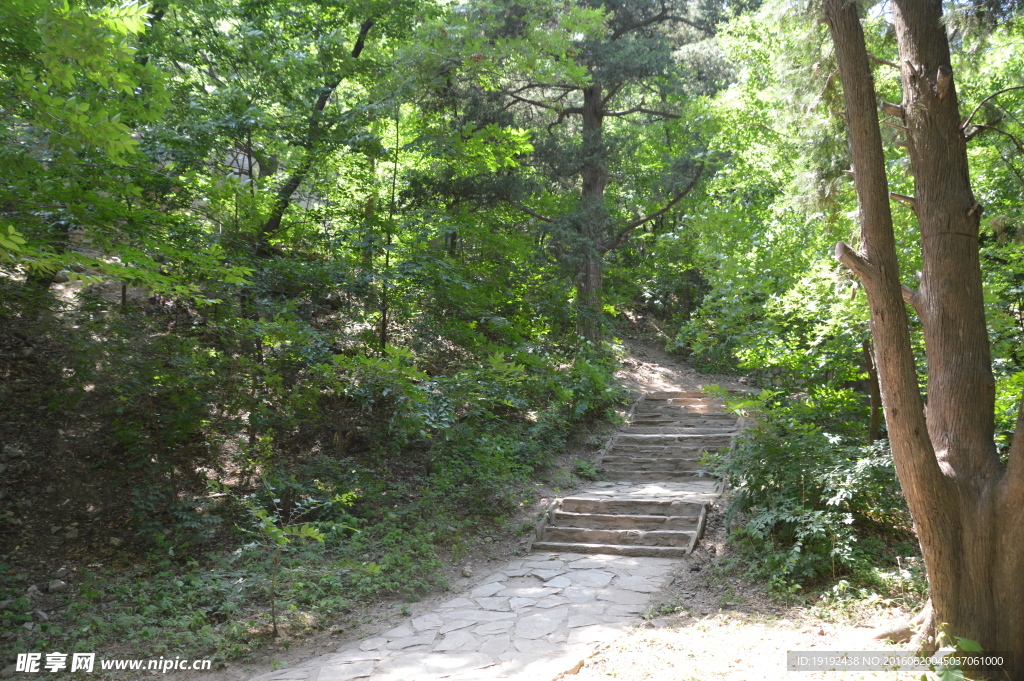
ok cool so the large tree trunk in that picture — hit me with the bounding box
[575,251,603,341]
[577,84,609,341]
[823,0,1024,676]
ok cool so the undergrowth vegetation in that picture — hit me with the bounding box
[707,389,919,599]
[1,275,627,664]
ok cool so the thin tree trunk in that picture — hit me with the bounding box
[861,340,881,440]
[256,19,374,254]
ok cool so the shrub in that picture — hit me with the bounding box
[709,390,913,591]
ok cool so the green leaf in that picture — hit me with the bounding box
[954,637,983,652]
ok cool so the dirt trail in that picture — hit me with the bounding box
[613,341,753,395]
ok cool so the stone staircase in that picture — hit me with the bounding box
[530,391,744,558]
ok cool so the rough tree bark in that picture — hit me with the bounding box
[823,0,1024,676]
[577,84,610,341]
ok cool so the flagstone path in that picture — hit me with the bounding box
[248,392,745,681]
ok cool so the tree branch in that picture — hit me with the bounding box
[258,19,374,247]
[665,15,714,34]
[603,105,680,119]
[610,6,669,40]
[546,107,584,134]
[902,284,922,313]
[601,82,625,107]
[963,114,1003,141]
[509,82,579,92]
[835,241,879,285]
[599,165,703,253]
[509,202,554,223]
[610,7,712,39]
[234,141,278,178]
[966,124,1024,155]
[890,192,917,209]
[199,51,226,87]
[506,93,562,111]
[867,53,899,69]
[961,85,1024,131]
[350,18,373,59]
[881,101,905,118]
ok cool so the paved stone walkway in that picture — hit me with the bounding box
[249,391,743,681]
[250,552,677,681]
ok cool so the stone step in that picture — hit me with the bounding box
[630,415,737,425]
[607,445,709,456]
[529,390,734,560]
[543,526,695,547]
[621,426,738,435]
[644,393,720,399]
[559,496,706,516]
[633,409,736,418]
[530,541,692,558]
[600,457,704,472]
[601,454,703,462]
[630,403,729,413]
[646,404,727,413]
[602,470,707,482]
[652,406,727,414]
[614,433,734,448]
[644,389,755,398]
[632,412,734,419]
[627,422,734,431]
[552,511,700,530]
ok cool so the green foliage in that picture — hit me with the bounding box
[814,558,929,621]
[8,0,1024,667]
[572,458,602,481]
[710,391,912,591]
[244,502,327,637]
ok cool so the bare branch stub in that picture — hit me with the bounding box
[881,101,905,118]
[901,284,922,313]
[867,53,899,69]
[889,192,917,209]
[834,241,878,286]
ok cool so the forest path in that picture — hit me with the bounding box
[243,388,750,681]
[531,391,742,557]
[211,338,754,681]
[245,551,678,681]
